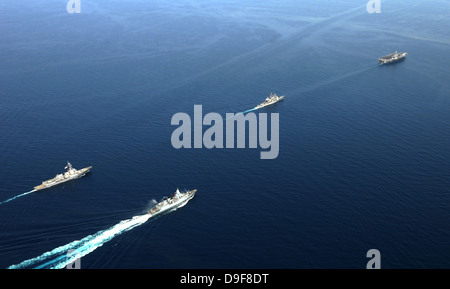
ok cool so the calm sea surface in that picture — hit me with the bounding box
[0,0,449,268]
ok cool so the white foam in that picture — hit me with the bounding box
[9,214,151,269]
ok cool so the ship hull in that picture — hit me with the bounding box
[34,166,92,191]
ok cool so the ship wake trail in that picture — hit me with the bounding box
[8,214,151,269]
[0,189,37,205]
[241,107,258,114]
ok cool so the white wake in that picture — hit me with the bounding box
[0,189,37,205]
[8,214,151,269]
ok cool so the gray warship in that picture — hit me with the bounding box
[148,188,196,216]
[255,93,285,109]
[34,162,92,191]
[379,51,408,65]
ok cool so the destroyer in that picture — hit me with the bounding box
[379,51,407,65]
[34,162,92,191]
[255,93,284,109]
[148,188,196,216]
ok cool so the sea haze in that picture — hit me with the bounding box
[0,0,449,268]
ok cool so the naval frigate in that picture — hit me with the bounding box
[148,188,196,216]
[34,162,92,191]
[255,93,284,109]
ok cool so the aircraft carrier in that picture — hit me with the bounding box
[379,51,408,65]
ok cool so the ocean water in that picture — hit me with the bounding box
[0,0,449,269]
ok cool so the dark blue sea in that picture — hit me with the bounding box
[1,0,449,269]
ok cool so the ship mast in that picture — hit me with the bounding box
[65,162,73,171]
